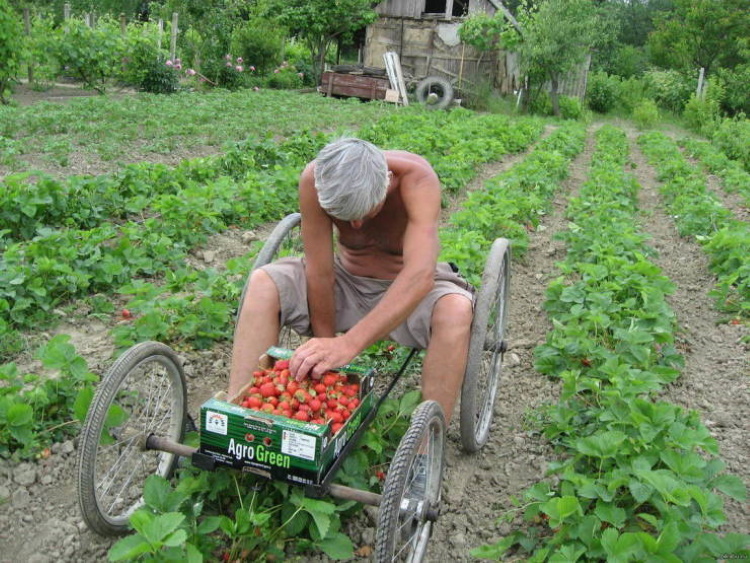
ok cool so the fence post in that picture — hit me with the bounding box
[63,2,71,20]
[170,12,179,61]
[696,67,705,100]
[23,7,34,84]
[120,13,127,35]
[158,19,163,51]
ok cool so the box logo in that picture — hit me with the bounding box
[206,411,228,435]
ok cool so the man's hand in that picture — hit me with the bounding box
[290,336,358,381]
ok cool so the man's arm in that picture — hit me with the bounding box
[291,157,441,379]
[299,163,336,338]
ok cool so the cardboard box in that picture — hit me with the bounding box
[198,347,375,486]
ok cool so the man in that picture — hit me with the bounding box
[228,138,474,423]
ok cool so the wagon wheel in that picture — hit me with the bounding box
[459,238,511,452]
[375,400,446,562]
[414,76,454,110]
[236,212,304,349]
[77,341,187,536]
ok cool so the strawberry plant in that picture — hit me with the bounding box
[475,126,748,560]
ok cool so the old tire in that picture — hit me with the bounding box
[415,77,454,110]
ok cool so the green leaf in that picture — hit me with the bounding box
[575,430,627,458]
[318,532,354,560]
[7,403,33,426]
[142,512,185,545]
[73,386,94,421]
[710,474,747,501]
[107,534,152,561]
[594,501,626,528]
[161,528,187,548]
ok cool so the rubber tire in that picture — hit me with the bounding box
[459,238,511,453]
[415,76,454,110]
[77,341,187,536]
[375,400,446,562]
[235,213,303,348]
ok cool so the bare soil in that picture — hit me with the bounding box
[0,102,747,561]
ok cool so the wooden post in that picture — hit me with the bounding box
[63,2,71,20]
[158,19,164,51]
[120,13,127,35]
[696,67,705,100]
[170,12,179,61]
[84,13,91,27]
[24,8,34,84]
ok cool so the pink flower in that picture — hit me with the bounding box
[236,57,243,63]
[225,54,232,61]
[298,72,304,78]
[186,68,196,76]
[236,65,243,72]
[175,58,181,65]
[165,60,173,67]
[174,63,182,70]
[226,62,233,67]
[274,69,280,73]
[253,86,260,91]
[249,66,256,72]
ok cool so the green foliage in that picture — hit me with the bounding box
[0,0,23,104]
[715,64,750,116]
[682,94,722,138]
[631,99,660,130]
[200,54,251,90]
[0,335,98,459]
[265,61,304,90]
[585,71,620,114]
[50,17,126,93]
[457,12,509,52]
[478,125,749,560]
[229,18,283,74]
[617,75,648,113]
[643,68,694,113]
[712,118,750,172]
[138,57,181,94]
[558,96,583,120]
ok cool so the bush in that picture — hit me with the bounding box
[643,69,694,113]
[117,21,165,88]
[230,19,283,74]
[559,96,583,120]
[200,54,251,90]
[139,58,181,94]
[715,65,750,116]
[50,17,124,93]
[265,61,304,90]
[632,99,660,129]
[618,76,647,113]
[586,71,619,114]
[682,80,724,137]
[712,118,750,172]
[0,0,23,104]
[528,91,553,116]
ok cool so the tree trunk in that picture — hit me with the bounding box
[549,75,560,117]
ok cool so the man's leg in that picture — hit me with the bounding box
[228,269,281,398]
[421,293,473,424]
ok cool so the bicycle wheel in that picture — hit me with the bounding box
[459,238,511,453]
[236,213,303,349]
[77,341,187,536]
[375,400,446,562]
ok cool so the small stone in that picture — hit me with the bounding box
[60,440,75,455]
[505,353,521,367]
[360,527,375,546]
[202,250,216,263]
[13,462,37,486]
[241,231,258,244]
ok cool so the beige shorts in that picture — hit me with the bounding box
[261,256,475,349]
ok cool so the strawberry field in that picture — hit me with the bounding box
[0,88,747,562]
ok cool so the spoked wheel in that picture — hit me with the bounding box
[459,238,511,453]
[375,400,446,562]
[77,341,187,536]
[236,212,303,349]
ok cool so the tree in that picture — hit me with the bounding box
[647,0,750,75]
[263,0,378,84]
[0,0,23,104]
[460,0,603,116]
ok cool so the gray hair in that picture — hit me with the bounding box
[313,138,388,221]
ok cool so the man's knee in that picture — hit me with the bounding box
[431,293,473,334]
[242,269,280,312]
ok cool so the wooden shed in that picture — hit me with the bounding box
[363,0,588,99]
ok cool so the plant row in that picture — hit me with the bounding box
[475,125,747,561]
[440,123,587,282]
[679,137,750,205]
[638,131,749,320]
